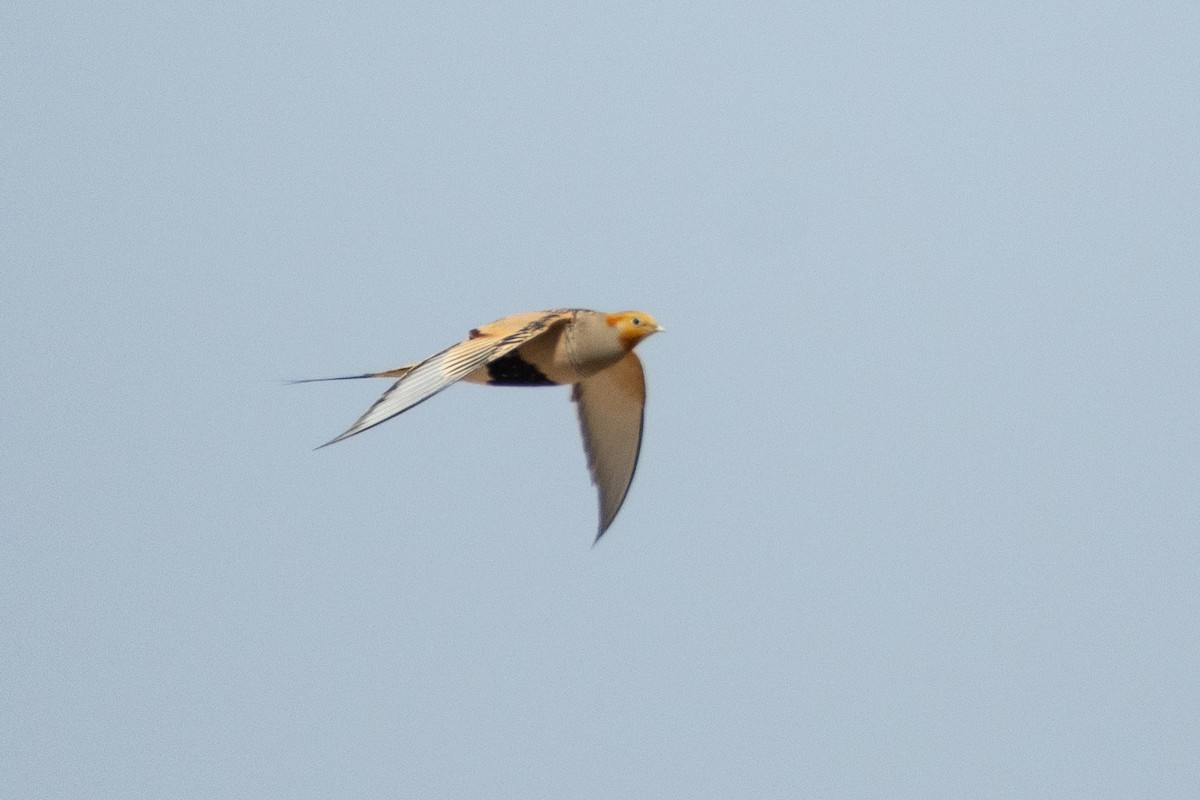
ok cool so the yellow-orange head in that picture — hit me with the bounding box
[605,311,664,350]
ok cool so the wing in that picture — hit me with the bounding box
[572,352,646,541]
[319,310,572,448]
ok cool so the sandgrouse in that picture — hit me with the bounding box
[299,309,662,540]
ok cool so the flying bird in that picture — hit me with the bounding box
[297,308,663,540]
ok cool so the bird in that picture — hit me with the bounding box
[297,308,663,541]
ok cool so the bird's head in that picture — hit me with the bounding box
[606,311,664,350]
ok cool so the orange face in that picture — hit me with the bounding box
[605,311,663,350]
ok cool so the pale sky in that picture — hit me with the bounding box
[4,2,1199,797]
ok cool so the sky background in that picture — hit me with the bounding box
[4,2,1199,797]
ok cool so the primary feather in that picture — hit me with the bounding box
[300,308,661,540]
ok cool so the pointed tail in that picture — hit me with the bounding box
[286,365,414,385]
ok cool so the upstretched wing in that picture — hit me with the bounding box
[319,310,573,448]
[572,352,646,540]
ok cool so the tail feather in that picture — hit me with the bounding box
[286,373,380,385]
[287,366,414,385]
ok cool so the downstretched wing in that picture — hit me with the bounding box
[572,352,646,540]
[319,310,573,448]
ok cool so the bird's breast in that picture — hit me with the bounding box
[463,314,627,387]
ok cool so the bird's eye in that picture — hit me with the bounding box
[631,317,642,326]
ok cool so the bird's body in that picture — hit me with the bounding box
[299,308,662,540]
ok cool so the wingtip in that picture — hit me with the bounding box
[313,431,352,450]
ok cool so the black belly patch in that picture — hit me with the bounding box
[486,352,556,386]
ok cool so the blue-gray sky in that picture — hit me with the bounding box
[4,2,1198,797]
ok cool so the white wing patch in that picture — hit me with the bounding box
[319,311,572,448]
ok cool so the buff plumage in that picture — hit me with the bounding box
[297,309,662,540]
